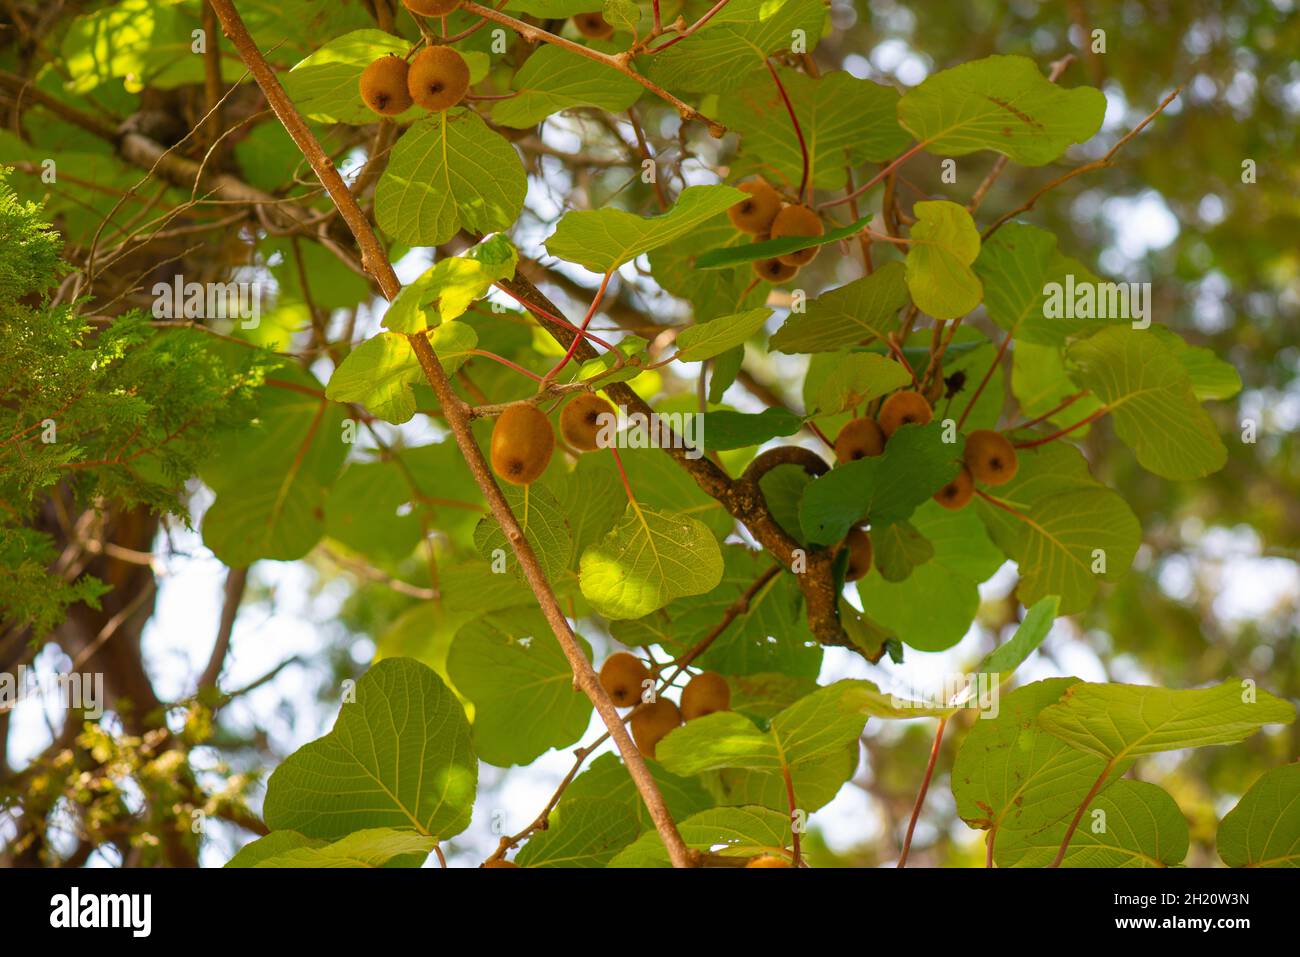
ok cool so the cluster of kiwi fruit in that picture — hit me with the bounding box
[932,428,1019,509]
[726,179,826,285]
[488,393,615,485]
[598,652,731,759]
[358,2,471,116]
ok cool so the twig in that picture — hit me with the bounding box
[897,716,947,867]
[765,59,809,204]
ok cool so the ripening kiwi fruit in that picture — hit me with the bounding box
[407,46,470,111]
[630,698,682,759]
[834,417,886,464]
[770,204,824,267]
[747,855,793,868]
[560,393,615,452]
[573,11,614,39]
[933,464,975,510]
[482,859,518,868]
[359,55,413,116]
[964,429,1019,486]
[490,402,554,485]
[599,652,651,708]
[727,181,782,235]
[844,527,873,582]
[403,0,462,15]
[753,256,799,283]
[877,390,933,438]
[680,672,730,721]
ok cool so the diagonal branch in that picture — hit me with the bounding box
[206,0,692,868]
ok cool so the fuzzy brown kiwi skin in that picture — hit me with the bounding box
[680,672,730,721]
[481,859,518,868]
[630,699,682,759]
[934,464,975,510]
[489,403,554,486]
[771,204,825,267]
[964,429,1019,486]
[877,390,934,438]
[753,256,799,283]
[403,0,462,15]
[728,181,782,235]
[407,46,470,111]
[560,393,615,452]
[747,855,793,868]
[834,417,887,463]
[359,56,413,116]
[844,527,873,582]
[573,12,614,39]
[598,652,651,708]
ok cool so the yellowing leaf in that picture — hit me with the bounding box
[905,200,983,319]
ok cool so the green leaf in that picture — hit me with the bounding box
[203,471,331,566]
[1066,326,1228,479]
[324,459,422,562]
[770,261,910,354]
[674,307,771,362]
[225,831,322,868]
[977,595,1060,678]
[1149,326,1243,401]
[614,547,821,679]
[951,679,1126,855]
[473,483,573,581]
[608,805,793,867]
[447,610,591,766]
[700,408,804,451]
[494,44,641,128]
[1217,764,1300,868]
[283,30,409,125]
[579,504,725,619]
[1039,680,1296,761]
[719,67,908,191]
[515,797,641,867]
[871,520,934,582]
[548,453,626,560]
[644,0,825,95]
[905,200,983,320]
[897,54,1106,165]
[856,499,1004,652]
[799,422,959,545]
[263,658,477,841]
[382,235,518,332]
[974,443,1140,615]
[562,752,715,835]
[325,327,476,424]
[545,185,745,272]
[1012,341,1105,428]
[808,350,913,416]
[997,780,1189,868]
[243,828,436,868]
[695,210,873,269]
[657,680,878,812]
[376,110,527,247]
[602,0,642,34]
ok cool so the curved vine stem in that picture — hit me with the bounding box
[765,58,809,204]
[207,0,693,869]
[897,716,947,868]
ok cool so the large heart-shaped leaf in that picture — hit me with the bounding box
[905,200,983,319]
[1217,764,1300,868]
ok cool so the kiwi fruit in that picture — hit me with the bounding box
[933,464,975,510]
[403,0,462,15]
[560,393,615,452]
[834,417,887,463]
[877,390,933,438]
[482,859,518,868]
[490,402,554,485]
[630,698,682,759]
[746,855,793,868]
[407,46,470,111]
[680,672,730,721]
[753,257,799,283]
[573,12,614,39]
[770,204,824,267]
[598,652,651,708]
[964,429,1019,486]
[844,526,873,582]
[359,55,413,116]
[727,181,782,235]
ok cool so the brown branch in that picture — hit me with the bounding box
[198,566,248,693]
[208,0,692,867]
